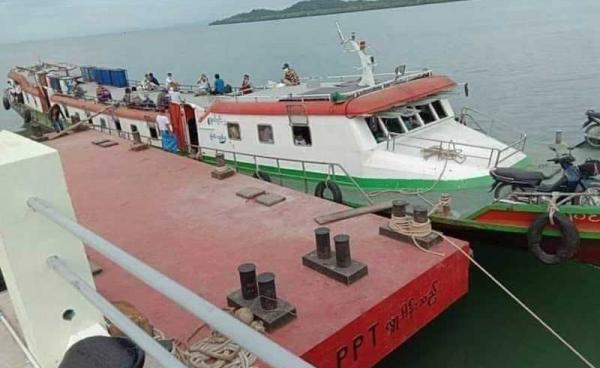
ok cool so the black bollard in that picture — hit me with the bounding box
[238,263,258,300]
[315,227,331,259]
[334,234,352,268]
[413,206,429,224]
[392,200,408,218]
[215,152,226,167]
[257,272,278,310]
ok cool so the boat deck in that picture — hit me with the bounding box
[3,129,470,367]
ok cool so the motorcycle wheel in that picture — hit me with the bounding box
[585,124,600,148]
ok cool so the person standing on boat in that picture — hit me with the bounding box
[282,63,300,86]
[240,74,252,94]
[213,74,225,95]
[156,111,177,153]
[49,105,65,133]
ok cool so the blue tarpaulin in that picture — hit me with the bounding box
[161,130,178,153]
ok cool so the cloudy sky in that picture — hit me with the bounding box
[1,0,299,44]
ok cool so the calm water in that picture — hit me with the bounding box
[2,0,600,366]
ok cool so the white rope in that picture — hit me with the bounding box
[386,211,596,368]
[389,215,445,256]
[439,232,596,368]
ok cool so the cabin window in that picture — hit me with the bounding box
[131,124,138,132]
[25,94,30,103]
[401,114,421,131]
[62,105,70,118]
[382,117,405,135]
[100,118,107,128]
[227,122,241,140]
[417,104,436,124]
[258,124,274,144]
[365,117,387,142]
[432,100,447,119]
[292,126,312,146]
[72,112,81,124]
[149,124,158,139]
[114,118,122,131]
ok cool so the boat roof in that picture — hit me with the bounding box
[8,63,456,118]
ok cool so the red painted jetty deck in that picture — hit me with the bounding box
[46,130,470,368]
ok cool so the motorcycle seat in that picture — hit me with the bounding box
[491,168,545,183]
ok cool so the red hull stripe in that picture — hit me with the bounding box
[209,75,456,116]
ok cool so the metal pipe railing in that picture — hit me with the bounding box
[27,197,314,368]
[0,308,42,368]
[46,256,187,368]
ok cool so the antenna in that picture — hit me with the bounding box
[335,22,346,44]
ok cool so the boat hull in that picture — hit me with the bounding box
[432,202,600,265]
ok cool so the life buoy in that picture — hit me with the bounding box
[23,109,32,124]
[527,213,580,264]
[2,96,9,110]
[253,171,271,182]
[314,180,343,204]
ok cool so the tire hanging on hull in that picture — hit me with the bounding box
[2,96,10,111]
[314,180,343,204]
[527,213,580,264]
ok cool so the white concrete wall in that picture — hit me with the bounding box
[0,132,104,368]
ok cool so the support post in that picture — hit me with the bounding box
[0,131,104,368]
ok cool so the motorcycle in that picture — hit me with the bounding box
[583,109,600,148]
[490,146,600,204]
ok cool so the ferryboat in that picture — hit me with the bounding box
[3,27,529,205]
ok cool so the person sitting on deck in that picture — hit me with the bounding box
[165,73,176,87]
[72,81,85,98]
[196,74,211,95]
[149,73,160,86]
[96,85,112,103]
[213,74,225,95]
[240,74,252,94]
[281,63,300,86]
[122,87,132,106]
[142,74,158,91]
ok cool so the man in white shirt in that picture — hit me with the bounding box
[165,73,174,87]
[156,114,171,133]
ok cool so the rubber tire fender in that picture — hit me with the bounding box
[23,109,32,124]
[2,96,9,111]
[314,180,343,204]
[253,171,271,182]
[527,213,580,264]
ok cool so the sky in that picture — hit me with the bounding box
[1,0,300,44]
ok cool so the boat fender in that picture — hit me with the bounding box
[527,213,580,264]
[314,180,343,204]
[2,96,9,110]
[23,109,32,124]
[253,171,271,182]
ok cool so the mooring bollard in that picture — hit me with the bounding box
[211,152,235,180]
[315,227,331,260]
[413,206,429,224]
[257,272,278,310]
[391,200,408,218]
[238,263,258,300]
[334,234,352,268]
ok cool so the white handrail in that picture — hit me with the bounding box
[27,197,314,368]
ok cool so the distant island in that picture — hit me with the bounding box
[210,0,465,26]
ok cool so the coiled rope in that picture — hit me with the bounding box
[388,217,596,368]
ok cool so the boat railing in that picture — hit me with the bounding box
[386,132,527,168]
[187,143,375,205]
[86,123,374,204]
